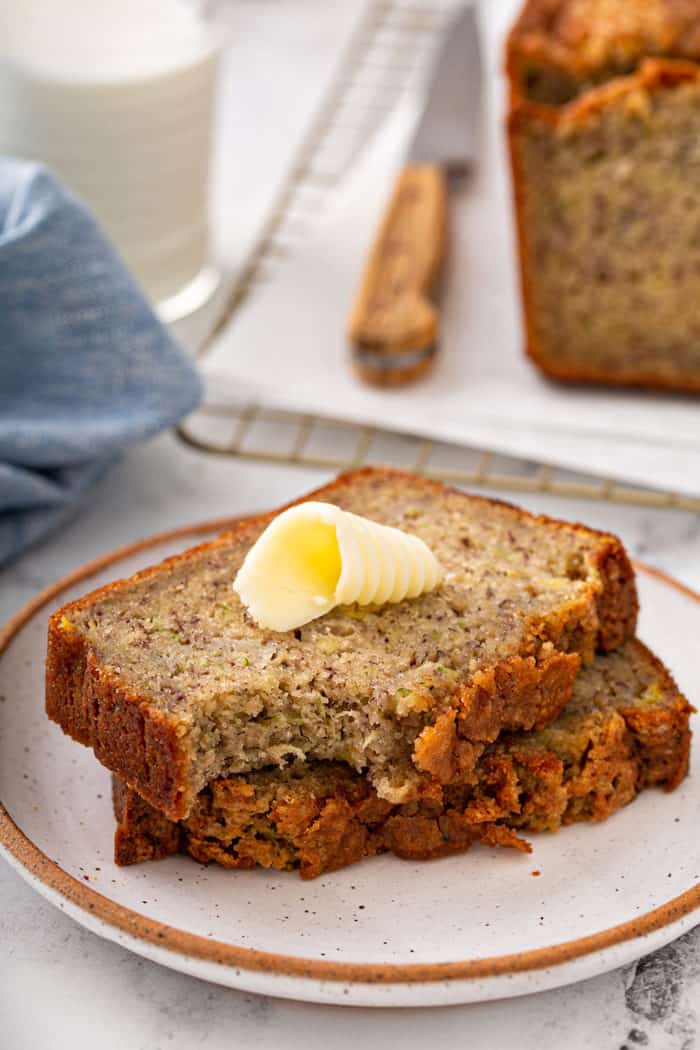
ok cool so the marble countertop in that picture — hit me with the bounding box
[2,430,700,1049]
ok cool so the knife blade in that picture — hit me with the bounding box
[347,4,482,386]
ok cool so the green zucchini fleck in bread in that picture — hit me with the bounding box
[112,640,693,879]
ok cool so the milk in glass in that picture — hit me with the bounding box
[0,0,220,312]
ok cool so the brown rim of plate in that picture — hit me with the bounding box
[0,517,698,986]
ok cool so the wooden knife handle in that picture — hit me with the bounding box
[348,164,447,386]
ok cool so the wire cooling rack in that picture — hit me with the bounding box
[178,0,700,513]
[181,403,700,511]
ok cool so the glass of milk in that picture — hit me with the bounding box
[0,0,221,320]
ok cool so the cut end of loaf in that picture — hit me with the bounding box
[508,1,700,392]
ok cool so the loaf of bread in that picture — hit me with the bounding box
[507,1,700,392]
[46,469,637,821]
[112,640,693,879]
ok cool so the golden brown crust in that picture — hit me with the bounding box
[522,352,700,394]
[46,624,191,819]
[507,0,700,103]
[46,468,637,821]
[618,638,695,790]
[112,768,529,877]
[507,56,700,393]
[414,650,581,782]
[113,775,181,865]
[112,642,692,878]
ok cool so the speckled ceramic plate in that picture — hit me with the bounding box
[1,520,699,1007]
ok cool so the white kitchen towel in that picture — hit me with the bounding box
[203,0,700,497]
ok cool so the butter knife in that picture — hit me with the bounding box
[347,4,482,386]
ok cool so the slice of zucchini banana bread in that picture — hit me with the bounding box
[112,640,693,879]
[47,468,637,821]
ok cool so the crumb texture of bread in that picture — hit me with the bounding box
[112,640,691,879]
[508,1,700,396]
[508,0,700,104]
[47,470,637,820]
[507,1,700,392]
[510,60,700,389]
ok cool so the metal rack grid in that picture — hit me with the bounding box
[181,403,700,512]
[178,0,700,513]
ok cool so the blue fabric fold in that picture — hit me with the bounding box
[0,160,202,566]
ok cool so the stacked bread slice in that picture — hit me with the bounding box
[46,469,692,878]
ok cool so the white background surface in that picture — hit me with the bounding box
[2,0,700,1044]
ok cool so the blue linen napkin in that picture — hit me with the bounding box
[0,160,203,567]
